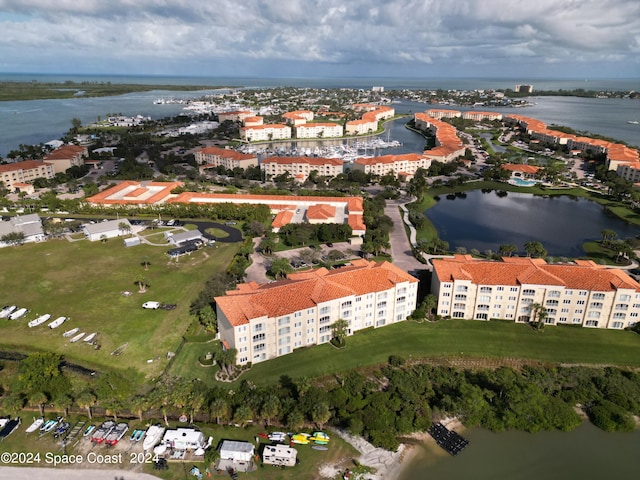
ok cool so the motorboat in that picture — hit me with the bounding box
[290,433,311,445]
[91,420,115,444]
[62,327,79,338]
[0,417,21,439]
[0,305,17,318]
[28,313,51,328]
[48,316,66,329]
[143,424,165,451]
[41,416,62,434]
[25,417,44,433]
[83,425,96,437]
[69,332,85,343]
[104,422,128,446]
[9,307,28,320]
[84,332,97,343]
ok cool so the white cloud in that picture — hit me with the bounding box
[0,0,638,76]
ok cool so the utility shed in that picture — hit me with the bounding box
[219,440,255,472]
[262,444,297,467]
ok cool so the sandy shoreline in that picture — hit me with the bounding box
[323,417,463,480]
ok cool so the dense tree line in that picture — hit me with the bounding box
[279,223,352,247]
[3,354,638,452]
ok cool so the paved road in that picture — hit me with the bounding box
[384,198,430,275]
[0,467,161,480]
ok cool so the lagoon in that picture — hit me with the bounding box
[399,422,640,480]
[425,190,639,257]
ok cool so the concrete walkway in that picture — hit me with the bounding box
[384,198,430,274]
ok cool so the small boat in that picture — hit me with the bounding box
[290,433,311,445]
[62,327,79,337]
[310,431,330,444]
[41,417,62,433]
[25,417,44,433]
[311,445,328,451]
[69,332,85,343]
[9,307,28,320]
[0,417,21,439]
[104,422,128,446]
[91,421,115,444]
[268,432,287,443]
[84,332,97,343]
[48,316,66,329]
[135,429,146,442]
[143,424,165,451]
[0,305,17,318]
[83,425,95,437]
[54,421,71,438]
[153,443,168,456]
[28,313,51,328]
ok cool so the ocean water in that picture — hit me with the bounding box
[0,75,638,156]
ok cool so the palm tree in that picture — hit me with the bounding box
[311,402,331,430]
[601,229,617,247]
[260,395,281,427]
[331,319,349,347]
[498,244,518,257]
[29,391,48,416]
[141,256,151,271]
[76,390,96,420]
[233,404,253,427]
[209,398,230,425]
[118,221,131,237]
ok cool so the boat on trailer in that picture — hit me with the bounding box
[9,307,27,320]
[69,332,85,343]
[142,424,165,451]
[25,417,44,433]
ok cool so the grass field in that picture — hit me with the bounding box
[0,237,240,378]
[231,320,640,387]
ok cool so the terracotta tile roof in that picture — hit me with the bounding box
[43,144,86,160]
[261,156,343,166]
[215,260,417,326]
[86,181,183,205]
[0,160,53,173]
[196,146,257,160]
[307,204,336,220]
[272,211,294,229]
[348,214,366,231]
[433,255,640,291]
[354,153,427,166]
[502,163,541,174]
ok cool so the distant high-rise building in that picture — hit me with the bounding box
[372,86,384,92]
[515,84,534,93]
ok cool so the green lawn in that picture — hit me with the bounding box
[0,238,240,378]
[234,320,640,387]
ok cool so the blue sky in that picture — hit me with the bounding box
[0,0,638,78]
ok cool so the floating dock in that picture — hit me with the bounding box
[428,422,469,456]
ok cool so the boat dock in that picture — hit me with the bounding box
[428,422,469,456]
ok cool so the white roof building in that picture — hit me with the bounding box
[83,219,132,242]
[0,214,45,247]
[161,428,206,451]
[263,444,297,467]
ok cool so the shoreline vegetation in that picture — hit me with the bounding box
[0,81,232,101]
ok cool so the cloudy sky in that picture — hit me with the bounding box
[0,0,639,79]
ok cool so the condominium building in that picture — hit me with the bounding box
[239,124,292,142]
[42,144,88,174]
[218,110,253,123]
[215,259,419,365]
[295,122,344,139]
[462,111,503,122]
[194,146,258,172]
[413,113,466,163]
[353,153,432,179]
[345,105,394,136]
[0,160,56,191]
[283,110,314,126]
[260,156,344,182]
[431,255,640,329]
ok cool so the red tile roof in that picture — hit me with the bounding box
[0,160,53,173]
[433,255,640,291]
[502,163,541,174]
[196,146,257,160]
[307,204,336,220]
[215,260,417,326]
[43,144,86,160]
[261,156,343,166]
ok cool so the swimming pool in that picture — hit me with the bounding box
[509,177,538,187]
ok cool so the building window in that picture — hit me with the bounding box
[319,316,331,325]
[397,296,406,303]
[480,286,492,293]
[341,301,352,308]
[456,285,468,292]
[454,294,467,301]
[254,343,266,352]
[278,336,290,346]
[613,313,626,319]
[319,326,331,333]
[619,294,631,302]
[558,317,567,323]
[592,293,605,300]
[587,311,601,318]
[477,304,490,311]
[585,320,598,327]
[479,295,491,302]
[510,287,518,292]
[476,313,488,320]
[453,311,465,318]
[589,302,603,309]
[253,323,264,332]
[548,291,561,298]
[278,316,290,326]
[523,289,535,296]
[563,299,571,304]
[546,300,559,306]
[611,321,624,329]
[377,301,387,309]
[615,304,628,311]
[572,318,582,324]
[278,327,290,335]
[320,306,330,315]
[252,333,265,342]
[453,303,466,310]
